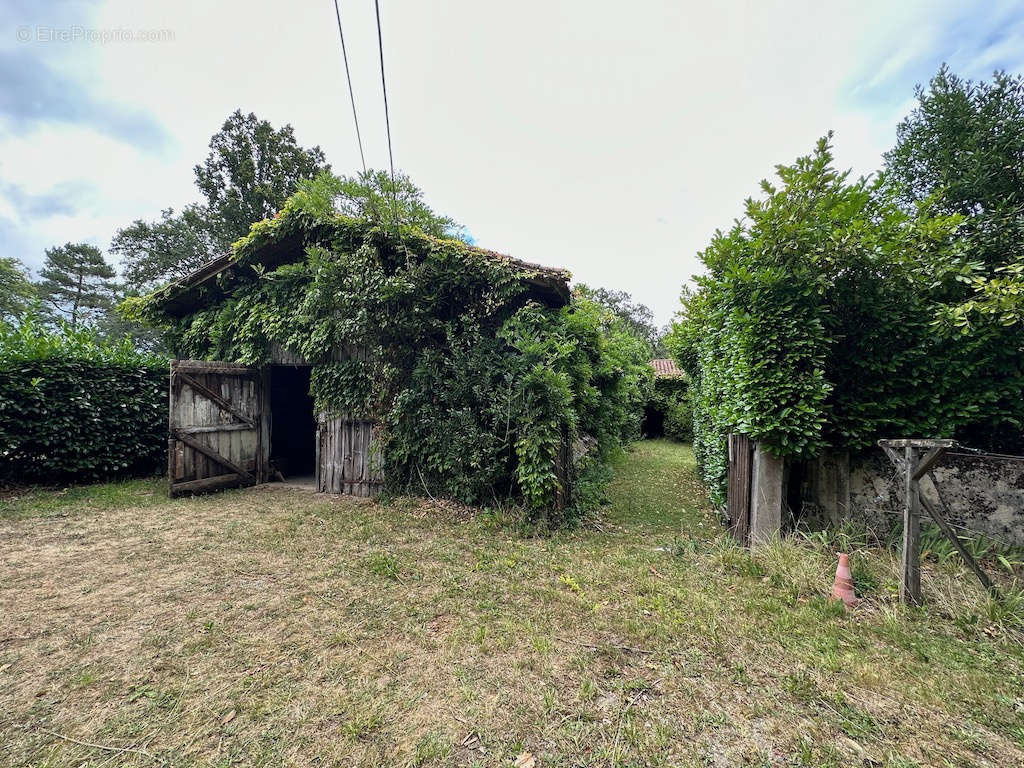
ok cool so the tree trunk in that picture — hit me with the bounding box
[71,269,83,329]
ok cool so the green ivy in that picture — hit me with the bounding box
[133,175,652,518]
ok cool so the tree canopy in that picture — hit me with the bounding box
[112,110,330,291]
[36,243,119,329]
[885,66,1024,330]
[194,110,331,247]
[574,284,661,355]
[0,257,35,321]
[111,112,467,294]
[110,205,220,291]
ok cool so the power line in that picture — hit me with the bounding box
[332,0,367,174]
[374,0,400,225]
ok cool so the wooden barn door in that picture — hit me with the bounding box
[316,416,382,497]
[727,433,753,545]
[168,360,267,497]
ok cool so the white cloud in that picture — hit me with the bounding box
[2,0,1023,324]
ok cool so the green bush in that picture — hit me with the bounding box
[668,137,1022,504]
[646,375,691,441]
[0,317,167,484]
[664,396,693,442]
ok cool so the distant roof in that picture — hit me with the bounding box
[650,358,683,377]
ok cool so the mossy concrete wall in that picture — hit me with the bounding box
[750,444,784,547]
[811,450,1024,547]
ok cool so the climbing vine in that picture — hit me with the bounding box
[131,173,652,519]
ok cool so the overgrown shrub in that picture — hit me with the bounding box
[647,375,691,441]
[664,396,693,442]
[131,173,651,520]
[0,317,167,483]
[668,137,1023,504]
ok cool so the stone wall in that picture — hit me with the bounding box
[806,450,1024,546]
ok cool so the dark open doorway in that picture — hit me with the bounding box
[269,365,316,481]
[641,404,665,438]
[785,459,808,529]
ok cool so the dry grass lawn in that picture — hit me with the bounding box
[1,440,1022,767]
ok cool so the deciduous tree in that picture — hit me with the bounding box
[113,110,330,291]
[111,205,218,291]
[574,284,660,355]
[194,110,330,247]
[885,66,1024,329]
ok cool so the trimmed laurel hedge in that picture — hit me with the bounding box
[0,320,167,484]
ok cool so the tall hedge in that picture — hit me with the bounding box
[668,137,1023,504]
[0,319,167,483]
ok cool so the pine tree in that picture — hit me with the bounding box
[0,256,35,321]
[36,243,118,328]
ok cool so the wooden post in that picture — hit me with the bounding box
[879,438,998,600]
[879,439,957,606]
[167,361,176,498]
[901,446,922,605]
[727,434,753,545]
[922,471,998,596]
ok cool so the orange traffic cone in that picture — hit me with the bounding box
[831,553,858,608]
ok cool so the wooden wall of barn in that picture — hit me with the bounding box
[316,416,383,496]
[270,342,383,497]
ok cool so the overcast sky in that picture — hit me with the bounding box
[3,0,1024,324]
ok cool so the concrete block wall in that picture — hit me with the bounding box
[806,450,1024,547]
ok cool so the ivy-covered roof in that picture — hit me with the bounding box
[149,213,571,319]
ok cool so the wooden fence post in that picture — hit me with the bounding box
[901,446,922,605]
[726,434,753,545]
[879,438,961,606]
[749,443,783,548]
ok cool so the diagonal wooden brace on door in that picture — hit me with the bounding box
[168,360,263,498]
[173,431,255,483]
[176,373,256,428]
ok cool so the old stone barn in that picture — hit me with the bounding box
[141,206,594,508]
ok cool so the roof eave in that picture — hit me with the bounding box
[154,230,571,318]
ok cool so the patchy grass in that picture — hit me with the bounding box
[1,440,1022,767]
[0,477,165,521]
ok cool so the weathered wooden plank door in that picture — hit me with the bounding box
[168,360,266,497]
[727,433,753,545]
[316,415,383,497]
